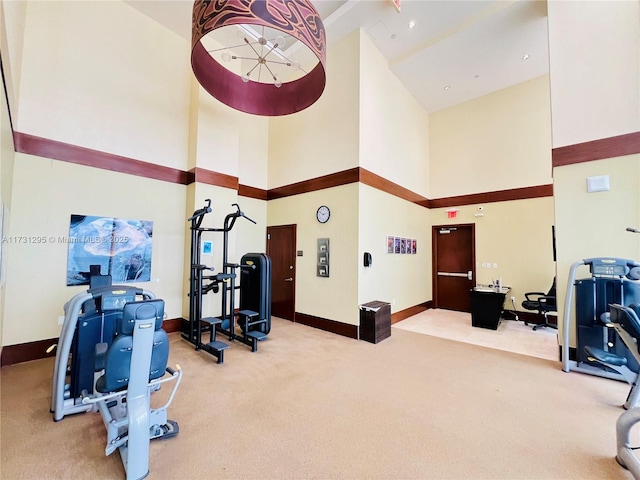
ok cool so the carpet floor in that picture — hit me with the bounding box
[0,316,636,479]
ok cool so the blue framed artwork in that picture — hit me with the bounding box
[66,214,153,286]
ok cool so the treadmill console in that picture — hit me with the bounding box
[102,293,135,310]
[88,285,141,312]
[590,258,629,277]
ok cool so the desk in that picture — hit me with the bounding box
[470,286,509,330]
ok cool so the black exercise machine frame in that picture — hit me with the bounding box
[182,200,267,362]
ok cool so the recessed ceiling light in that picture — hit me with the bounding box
[444,85,451,90]
[408,20,416,29]
[522,54,530,60]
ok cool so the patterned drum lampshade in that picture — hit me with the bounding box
[191,0,327,116]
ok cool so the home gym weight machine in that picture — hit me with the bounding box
[561,257,640,408]
[51,278,182,479]
[182,200,272,363]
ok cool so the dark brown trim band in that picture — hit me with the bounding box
[13,131,189,184]
[0,318,186,366]
[188,167,238,190]
[162,318,184,334]
[238,184,268,200]
[429,184,553,209]
[552,131,640,168]
[515,310,557,327]
[0,337,57,367]
[12,132,557,208]
[268,168,360,200]
[359,168,429,205]
[294,312,358,339]
[391,301,432,324]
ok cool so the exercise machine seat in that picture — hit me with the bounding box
[610,303,640,355]
[95,300,168,394]
[522,277,557,330]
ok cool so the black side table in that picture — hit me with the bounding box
[470,287,509,330]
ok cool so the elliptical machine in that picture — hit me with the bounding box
[51,279,182,480]
[562,257,640,410]
[601,303,640,479]
[182,200,272,363]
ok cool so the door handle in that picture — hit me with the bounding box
[285,278,293,282]
[437,272,469,278]
[437,271,473,280]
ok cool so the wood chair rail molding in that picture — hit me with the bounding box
[14,130,593,207]
[429,184,553,209]
[552,131,640,167]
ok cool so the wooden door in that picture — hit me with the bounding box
[266,225,296,321]
[432,224,475,312]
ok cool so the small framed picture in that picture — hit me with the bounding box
[394,237,401,254]
[387,236,394,254]
[400,238,406,254]
[411,239,417,254]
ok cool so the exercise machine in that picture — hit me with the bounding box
[80,299,182,480]
[561,258,640,388]
[51,283,182,479]
[183,200,272,362]
[594,303,640,479]
[235,251,272,349]
[51,278,155,420]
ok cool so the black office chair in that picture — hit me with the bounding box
[522,277,557,331]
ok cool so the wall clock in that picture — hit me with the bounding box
[316,205,330,224]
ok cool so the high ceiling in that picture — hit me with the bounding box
[125,0,549,113]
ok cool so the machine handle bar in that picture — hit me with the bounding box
[187,199,212,222]
[81,366,182,405]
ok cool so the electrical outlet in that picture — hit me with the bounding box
[510,296,516,303]
[58,316,65,325]
[492,263,498,269]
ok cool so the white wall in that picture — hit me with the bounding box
[268,184,360,325]
[358,31,430,198]
[4,155,187,344]
[430,197,556,307]
[548,0,640,343]
[358,184,431,312]
[16,1,191,170]
[429,75,552,198]
[547,0,640,148]
[0,41,16,352]
[1,0,27,120]
[428,75,555,305]
[553,155,640,342]
[1,0,272,346]
[268,30,361,188]
[192,80,268,187]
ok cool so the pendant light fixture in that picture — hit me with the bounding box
[191,0,327,116]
